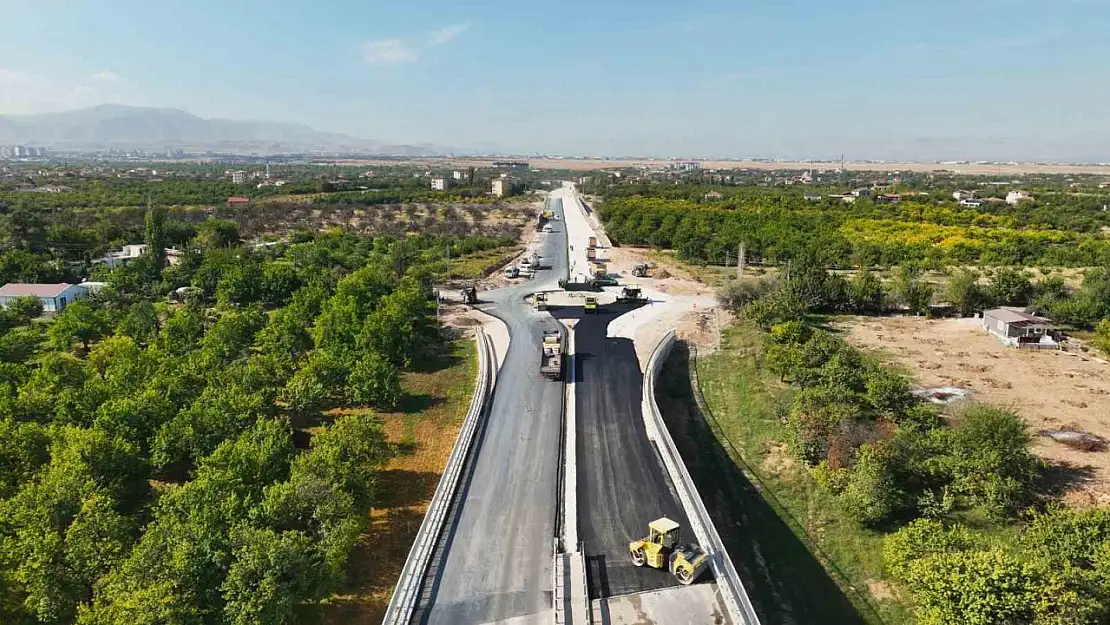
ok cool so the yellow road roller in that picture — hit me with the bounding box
[628,517,709,585]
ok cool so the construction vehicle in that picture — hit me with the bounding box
[632,263,650,277]
[588,236,598,248]
[533,292,548,311]
[629,518,709,586]
[540,330,563,380]
[461,285,478,305]
[616,286,645,303]
[584,296,599,314]
[586,247,597,261]
[589,262,607,278]
[504,265,519,278]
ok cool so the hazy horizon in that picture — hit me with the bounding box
[2,0,1109,161]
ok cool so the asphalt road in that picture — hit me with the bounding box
[415,193,570,625]
[554,304,690,599]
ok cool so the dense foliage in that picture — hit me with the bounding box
[600,195,1110,267]
[0,219,483,624]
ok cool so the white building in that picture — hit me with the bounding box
[93,244,148,268]
[1006,190,1033,205]
[231,171,247,184]
[452,170,465,180]
[953,190,976,201]
[431,177,450,191]
[0,283,88,313]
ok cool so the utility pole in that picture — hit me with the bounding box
[737,242,745,279]
[725,249,731,278]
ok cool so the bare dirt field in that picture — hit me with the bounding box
[336,157,1110,176]
[838,315,1110,506]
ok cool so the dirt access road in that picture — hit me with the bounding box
[839,315,1110,506]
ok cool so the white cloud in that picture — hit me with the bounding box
[429,23,469,45]
[363,23,469,65]
[363,38,419,64]
[91,70,124,82]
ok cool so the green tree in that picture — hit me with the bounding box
[845,270,886,314]
[945,268,991,316]
[1094,319,1110,358]
[116,301,159,344]
[8,296,43,324]
[346,351,402,409]
[989,267,1034,306]
[144,206,167,270]
[48,300,110,352]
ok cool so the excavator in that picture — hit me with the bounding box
[629,517,709,585]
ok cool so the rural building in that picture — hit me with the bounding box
[982,307,1058,348]
[959,198,983,207]
[953,190,976,201]
[491,178,519,197]
[1006,190,1033,205]
[703,191,723,201]
[431,177,450,191]
[93,243,148,268]
[227,196,250,206]
[0,283,88,313]
[231,171,247,184]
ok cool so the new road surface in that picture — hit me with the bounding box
[414,194,568,625]
[554,305,690,599]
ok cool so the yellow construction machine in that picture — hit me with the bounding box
[583,296,598,314]
[629,517,709,585]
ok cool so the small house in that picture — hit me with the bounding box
[226,196,251,206]
[982,307,1058,348]
[0,283,88,313]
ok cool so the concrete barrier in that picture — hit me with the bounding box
[382,329,496,625]
[642,331,761,625]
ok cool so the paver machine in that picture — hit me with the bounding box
[629,517,709,585]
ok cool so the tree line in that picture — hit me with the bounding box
[599,196,1110,268]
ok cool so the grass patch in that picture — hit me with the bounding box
[322,338,478,624]
[445,245,522,280]
[686,321,913,624]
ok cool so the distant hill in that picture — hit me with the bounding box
[0,104,440,155]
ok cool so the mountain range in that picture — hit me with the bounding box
[0,104,443,155]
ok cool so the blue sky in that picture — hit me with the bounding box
[1,0,1108,160]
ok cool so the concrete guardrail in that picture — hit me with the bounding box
[382,329,495,625]
[642,330,761,625]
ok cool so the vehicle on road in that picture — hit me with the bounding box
[540,330,564,380]
[616,286,644,303]
[628,517,709,586]
[632,263,650,277]
[586,246,597,260]
[584,296,598,314]
[533,292,548,311]
[588,236,597,248]
[504,265,519,278]
[542,224,553,233]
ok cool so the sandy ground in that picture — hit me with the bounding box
[839,315,1110,505]
[335,157,1110,176]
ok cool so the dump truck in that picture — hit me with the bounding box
[589,262,607,278]
[586,247,597,261]
[533,292,548,311]
[588,236,598,248]
[584,296,599,314]
[629,517,709,586]
[631,263,649,277]
[540,330,563,380]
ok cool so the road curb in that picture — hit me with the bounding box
[382,328,496,625]
[642,330,761,625]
